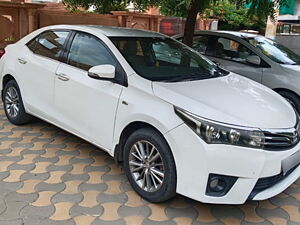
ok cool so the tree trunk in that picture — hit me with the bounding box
[182,0,201,47]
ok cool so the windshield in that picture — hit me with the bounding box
[110,36,227,82]
[245,36,300,65]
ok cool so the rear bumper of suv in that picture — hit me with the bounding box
[165,123,300,204]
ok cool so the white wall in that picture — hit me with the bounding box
[295,0,300,15]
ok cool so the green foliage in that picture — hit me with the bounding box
[246,0,288,20]
[203,1,266,32]
[63,0,129,13]
[158,0,189,17]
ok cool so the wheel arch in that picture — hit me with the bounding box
[1,74,16,100]
[113,121,171,167]
[273,88,300,99]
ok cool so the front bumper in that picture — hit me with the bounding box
[164,123,300,204]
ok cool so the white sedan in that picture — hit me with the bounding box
[0,25,300,204]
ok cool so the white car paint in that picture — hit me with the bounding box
[0,25,300,204]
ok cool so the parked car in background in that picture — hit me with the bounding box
[174,31,300,113]
[0,25,300,204]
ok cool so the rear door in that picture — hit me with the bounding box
[15,30,70,119]
[54,31,124,150]
[193,35,264,83]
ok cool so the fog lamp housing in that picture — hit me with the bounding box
[206,174,238,197]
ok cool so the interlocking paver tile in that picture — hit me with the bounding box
[3,170,26,182]
[0,219,24,225]
[78,191,99,207]
[70,163,89,174]
[73,215,96,225]
[240,206,264,223]
[52,193,83,204]
[118,205,150,218]
[0,102,299,224]
[50,202,74,220]
[61,180,82,194]
[0,200,27,220]
[61,173,89,182]
[104,180,122,195]
[267,217,288,225]
[16,179,40,193]
[124,215,144,225]
[99,202,122,221]
[31,162,52,174]
[20,205,55,218]
[69,204,103,217]
[35,182,66,193]
[194,204,217,223]
[166,206,197,220]
[86,171,105,184]
[148,203,169,221]
[32,191,56,206]
[125,191,145,207]
[39,218,75,225]
[281,205,300,222]
[172,217,193,225]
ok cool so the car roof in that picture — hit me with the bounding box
[45,24,166,37]
[173,30,260,39]
[212,30,259,38]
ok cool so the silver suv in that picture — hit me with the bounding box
[174,31,300,113]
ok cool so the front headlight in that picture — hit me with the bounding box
[175,107,265,149]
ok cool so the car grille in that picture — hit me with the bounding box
[263,120,300,150]
[248,165,298,200]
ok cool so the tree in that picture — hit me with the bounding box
[152,0,288,46]
[63,0,289,46]
[203,1,266,33]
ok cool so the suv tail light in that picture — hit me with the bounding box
[0,49,5,59]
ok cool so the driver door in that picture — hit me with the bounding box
[54,32,123,150]
[194,35,264,83]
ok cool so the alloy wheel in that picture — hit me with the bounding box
[5,86,20,118]
[129,140,165,192]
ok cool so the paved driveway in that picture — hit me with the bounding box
[0,104,299,225]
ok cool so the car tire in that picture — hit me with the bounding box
[3,80,32,125]
[278,91,300,114]
[123,127,177,203]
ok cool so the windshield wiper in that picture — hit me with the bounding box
[161,73,214,82]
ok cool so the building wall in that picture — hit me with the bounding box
[295,0,300,15]
[276,35,300,54]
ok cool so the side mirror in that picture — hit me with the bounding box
[88,64,115,80]
[246,55,261,66]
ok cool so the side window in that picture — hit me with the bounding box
[216,37,257,64]
[28,31,69,60]
[192,35,209,54]
[67,33,116,71]
[153,42,182,65]
[152,42,198,67]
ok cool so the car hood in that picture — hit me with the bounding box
[152,74,296,129]
[281,64,300,74]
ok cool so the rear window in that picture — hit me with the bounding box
[27,30,69,61]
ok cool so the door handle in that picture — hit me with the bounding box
[56,73,70,81]
[18,58,27,64]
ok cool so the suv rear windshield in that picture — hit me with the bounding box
[110,37,227,82]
